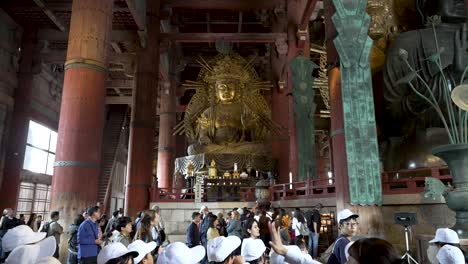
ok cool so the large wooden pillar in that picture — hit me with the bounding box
[125,1,159,217]
[324,0,349,210]
[0,30,35,210]
[271,5,290,184]
[156,79,176,190]
[50,0,113,259]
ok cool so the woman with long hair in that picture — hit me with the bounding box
[134,210,162,258]
[207,214,220,241]
[241,218,266,264]
[227,211,242,239]
[292,209,309,245]
[26,213,37,232]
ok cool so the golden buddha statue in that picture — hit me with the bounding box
[174,53,280,155]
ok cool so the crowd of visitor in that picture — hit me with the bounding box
[0,203,467,264]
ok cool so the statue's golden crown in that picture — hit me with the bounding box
[202,56,251,83]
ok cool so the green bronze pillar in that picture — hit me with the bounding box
[332,0,382,205]
[290,56,318,181]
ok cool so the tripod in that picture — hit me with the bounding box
[401,226,419,264]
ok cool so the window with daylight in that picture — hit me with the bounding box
[16,182,51,220]
[23,120,57,175]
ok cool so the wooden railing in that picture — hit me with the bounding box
[149,166,452,202]
[381,166,451,195]
[270,178,336,201]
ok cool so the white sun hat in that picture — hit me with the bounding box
[241,238,266,261]
[97,242,139,264]
[128,240,157,263]
[2,225,48,252]
[157,241,205,264]
[207,236,241,262]
[5,236,56,264]
[337,209,359,223]
[35,257,61,264]
[430,228,460,244]
[436,245,465,264]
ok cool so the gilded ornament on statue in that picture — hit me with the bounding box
[186,162,195,178]
[223,171,232,179]
[173,53,280,155]
[208,160,217,179]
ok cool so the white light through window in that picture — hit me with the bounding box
[328,171,333,185]
[23,121,57,175]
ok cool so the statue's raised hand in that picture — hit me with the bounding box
[453,23,468,75]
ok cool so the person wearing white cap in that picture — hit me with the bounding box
[1,224,56,259]
[427,228,465,264]
[97,242,138,264]
[268,221,321,264]
[437,245,466,264]
[241,218,266,263]
[128,240,157,264]
[5,235,56,264]
[208,236,245,264]
[326,209,359,264]
[156,241,205,264]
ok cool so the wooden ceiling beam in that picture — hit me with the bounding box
[107,80,134,89]
[105,96,132,105]
[32,0,66,31]
[299,0,319,31]
[125,0,147,48]
[162,0,283,10]
[160,32,286,43]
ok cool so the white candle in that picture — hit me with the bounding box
[289,172,293,189]
[234,163,238,172]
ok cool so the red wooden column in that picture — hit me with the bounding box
[0,31,35,210]
[157,80,176,190]
[125,1,160,217]
[50,0,113,228]
[270,6,290,184]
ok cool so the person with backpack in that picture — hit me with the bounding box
[292,209,309,245]
[43,211,63,259]
[306,204,323,258]
[327,209,359,264]
[68,214,85,264]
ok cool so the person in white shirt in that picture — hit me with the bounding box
[269,221,321,264]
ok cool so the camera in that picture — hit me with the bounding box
[394,212,417,226]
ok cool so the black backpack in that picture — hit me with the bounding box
[40,221,51,233]
[68,227,79,252]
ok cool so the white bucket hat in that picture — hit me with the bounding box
[430,228,460,244]
[436,245,465,264]
[337,209,359,223]
[2,225,48,252]
[128,240,157,263]
[208,236,241,262]
[97,243,139,264]
[35,257,61,264]
[157,242,205,264]
[241,238,266,261]
[5,236,56,264]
